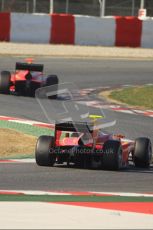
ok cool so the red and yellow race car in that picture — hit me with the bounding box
[0,59,58,97]
[35,119,152,170]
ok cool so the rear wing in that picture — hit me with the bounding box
[55,121,93,133]
[16,62,44,72]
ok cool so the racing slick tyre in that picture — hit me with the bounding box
[133,137,152,168]
[0,71,11,94]
[102,140,123,170]
[35,135,55,166]
[46,75,59,99]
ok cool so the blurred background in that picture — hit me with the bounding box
[0,0,152,17]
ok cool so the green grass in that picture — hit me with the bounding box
[0,120,53,137]
[0,194,153,202]
[110,86,153,109]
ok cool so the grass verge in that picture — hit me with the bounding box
[0,128,37,159]
[0,120,54,159]
[106,86,153,110]
[0,194,153,202]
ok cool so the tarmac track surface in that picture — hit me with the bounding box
[0,56,153,192]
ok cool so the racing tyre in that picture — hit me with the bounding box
[46,75,58,99]
[35,135,55,166]
[134,137,152,168]
[0,71,11,94]
[102,140,123,170]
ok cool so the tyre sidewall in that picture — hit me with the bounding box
[46,75,58,99]
[35,135,55,166]
[0,71,11,94]
[134,137,152,168]
[102,140,123,170]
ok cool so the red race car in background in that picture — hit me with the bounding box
[0,59,58,98]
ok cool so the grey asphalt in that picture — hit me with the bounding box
[0,163,153,193]
[0,56,153,192]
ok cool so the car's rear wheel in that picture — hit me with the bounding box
[46,75,58,99]
[0,71,11,94]
[134,137,152,168]
[102,140,123,170]
[35,135,55,166]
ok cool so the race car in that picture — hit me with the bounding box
[35,117,152,170]
[0,59,58,98]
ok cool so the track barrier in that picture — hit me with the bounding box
[0,13,153,48]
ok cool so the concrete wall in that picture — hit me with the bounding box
[0,12,153,48]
